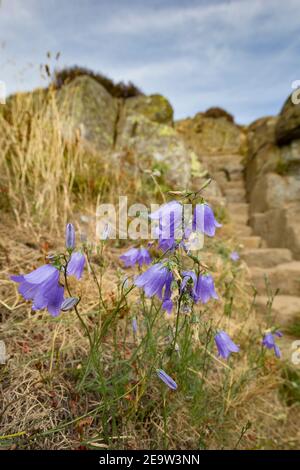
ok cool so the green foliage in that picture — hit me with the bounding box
[214,205,229,225]
[280,366,300,406]
[276,158,290,175]
[285,321,300,337]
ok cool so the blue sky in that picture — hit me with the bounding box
[0,0,299,123]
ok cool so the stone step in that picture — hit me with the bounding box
[203,156,244,179]
[255,295,300,327]
[228,203,249,224]
[214,172,244,184]
[250,262,300,295]
[234,224,253,236]
[230,214,249,225]
[226,171,244,182]
[224,187,246,200]
[228,203,249,217]
[202,154,244,165]
[222,179,245,188]
[224,187,246,197]
[241,248,293,268]
[239,236,262,249]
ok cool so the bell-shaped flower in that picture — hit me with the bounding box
[132,317,138,334]
[181,270,197,293]
[67,251,85,280]
[194,274,218,304]
[11,264,64,317]
[120,247,151,268]
[156,369,177,390]
[193,204,222,237]
[151,201,183,249]
[61,297,79,311]
[262,330,283,358]
[215,331,240,360]
[158,235,177,252]
[65,223,75,250]
[230,251,240,262]
[134,263,174,304]
[161,270,174,314]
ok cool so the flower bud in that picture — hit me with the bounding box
[66,223,75,250]
[61,297,79,311]
[132,317,138,334]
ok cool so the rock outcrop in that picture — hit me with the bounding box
[176,111,246,206]
[54,76,192,188]
[115,93,192,188]
[276,93,300,145]
[176,112,246,156]
[121,94,174,125]
[175,97,300,330]
[3,72,300,333]
[56,75,119,151]
[245,94,300,261]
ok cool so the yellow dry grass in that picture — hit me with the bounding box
[0,218,299,449]
[0,88,299,449]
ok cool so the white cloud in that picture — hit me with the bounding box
[99,0,300,38]
[0,0,299,123]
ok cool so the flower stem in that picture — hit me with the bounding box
[63,261,93,351]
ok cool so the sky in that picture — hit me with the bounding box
[0,0,299,123]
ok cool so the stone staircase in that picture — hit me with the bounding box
[202,154,300,329]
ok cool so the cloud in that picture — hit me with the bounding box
[0,0,299,123]
[99,0,300,39]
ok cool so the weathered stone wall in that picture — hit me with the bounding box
[246,94,300,259]
[55,76,193,188]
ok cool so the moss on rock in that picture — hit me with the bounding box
[123,94,174,126]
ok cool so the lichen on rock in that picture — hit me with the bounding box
[116,112,191,188]
[123,94,174,126]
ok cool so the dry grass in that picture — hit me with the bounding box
[0,89,79,228]
[0,219,299,450]
[0,88,160,234]
[0,88,299,449]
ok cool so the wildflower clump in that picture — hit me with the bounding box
[10,192,284,404]
[11,223,85,318]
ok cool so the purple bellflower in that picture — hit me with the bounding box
[193,204,222,237]
[11,264,64,317]
[61,297,79,311]
[230,251,240,262]
[151,201,183,251]
[161,270,174,314]
[181,270,197,296]
[194,274,218,304]
[67,251,85,280]
[120,247,152,268]
[66,223,75,250]
[132,317,138,334]
[157,234,177,252]
[262,330,283,358]
[180,272,218,304]
[134,263,174,313]
[156,369,177,390]
[215,331,240,360]
[150,201,183,237]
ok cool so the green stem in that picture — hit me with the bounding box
[171,289,183,356]
[63,260,93,351]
